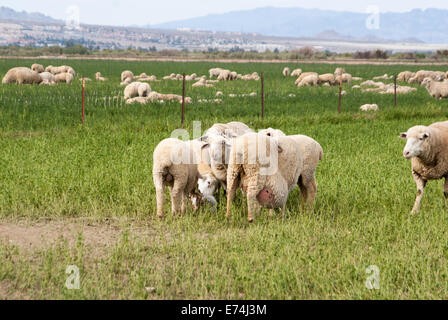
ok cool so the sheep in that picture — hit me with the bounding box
[45,65,75,75]
[334,68,346,76]
[290,69,302,77]
[126,97,150,105]
[55,72,74,85]
[216,91,223,97]
[360,104,379,111]
[282,67,290,77]
[422,78,448,99]
[38,72,56,84]
[409,70,443,84]
[397,71,415,83]
[400,121,448,214]
[217,70,231,81]
[226,133,303,222]
[192,78,213,88]
[318,73,335,85]
[95,72,107,81]
[296,74,318,87]
[31,64,44,73]
[209,68,224,78]
[124,82,151,99]
[121,70,134,83]
[259,128,324,209]
[295,72,318,86]
[153,138,206,217]
[335,73,352,85]
[2,67,42,84]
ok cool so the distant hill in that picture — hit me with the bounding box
[152,7,448,44]
[0,6,60,23]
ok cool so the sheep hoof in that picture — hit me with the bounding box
[248,218,254,223]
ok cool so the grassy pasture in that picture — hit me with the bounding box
[1,58,448,299]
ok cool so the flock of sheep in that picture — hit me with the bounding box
[2,64,76,85]
[153,118,448,221]
[153,121,323,222]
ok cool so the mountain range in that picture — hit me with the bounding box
[151,7,448,44]
[0,6,59,23]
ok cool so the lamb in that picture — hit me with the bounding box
[259,128,324,209]
[39,72,56,84]
[422,78,448,99]
[282,67,290,77]
[400,121,448,214]
[153,138,206,217]
[121,70,134,83]
[360,104,379,111]
[295,72,318,86]
[31,64,44,73]
[290,69,302,77]
[318,73,335,85]
[95,72,107,81]
[226,133,304,222]
[55,72,74,85]
[2,67,42,84]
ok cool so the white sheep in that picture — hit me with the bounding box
[55,72,74,85]
[153,138,206,217]
[290,69,302,77]
[282,67,290,77]
[259,128,324,209]
[121,70,134,82]
[95,72,107,81]
[318,73,335,85]
[31,64,44,73]
[226,133,303,222]
[400,121,448,214]
[421,78,448,99]
[360,104,379,111]
[296,74,318,87]
[2,67,42,84]
[124,82,151,99]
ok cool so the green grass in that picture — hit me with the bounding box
[1,58,448,299]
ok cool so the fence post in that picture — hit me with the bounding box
[82,76,85,124]
[338,77,342,114]
[261,72,265,119]
[394,74,397,106]
[181,73,186,125]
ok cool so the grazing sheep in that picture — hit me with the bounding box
[217,70,231,81]
[124,82,151,99]
[95,72,107,81]
[2,67,42,84]
[121,70,134,82]
[259,129,324,209]
[31,64,44,73]
[318,73,335,85]
[334,68,346,76]
[209,68,224,78]
[400,121,448,214]
[291,69,302,77]
[39,72,56,84]
[45,65,75,75]
[421,78,448,99]
[153,138,206,217]
[335,73,352,85]
[295,72,318,85]
[282,67,290,77]
[226,133,303,222]
[409,70,444,84]
[360,104,379,111]
[55,72,74,85]
[397,71,415,83]
[296,74,318,87]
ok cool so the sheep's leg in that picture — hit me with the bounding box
[246,185,261,223]
[226,165,240,218]
[299,175,318,211]
[181,191,188,215]
[411,172,427,214]
[170,181,184,216]
[154,173,165,218]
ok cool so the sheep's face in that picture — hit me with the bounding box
[421,78,432,87]
[198,174,218,196]
[400,126,431,159]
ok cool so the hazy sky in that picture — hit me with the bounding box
[2,0,448,26]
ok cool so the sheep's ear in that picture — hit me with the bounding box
[422,132,430,139]
[399,133,407,139]
[201,143,210,150]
